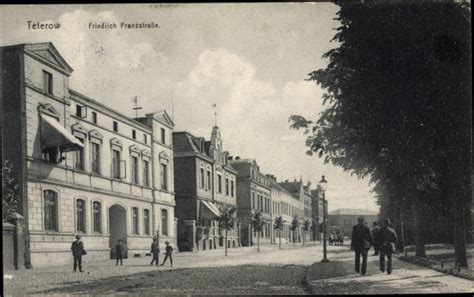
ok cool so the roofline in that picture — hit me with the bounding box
[69,89,152,132]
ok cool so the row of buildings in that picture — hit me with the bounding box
[1,42,328,268]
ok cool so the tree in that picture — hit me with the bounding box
[251,210,265,252]
[215,206,237,256]
[290,2,471,266]
[2,160,20,222]
[302,219,311,246]
[290,215,299,246]
[274,216,286,250]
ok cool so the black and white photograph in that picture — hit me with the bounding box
[1,2,472,295]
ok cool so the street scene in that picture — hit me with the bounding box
[1,2,473,296]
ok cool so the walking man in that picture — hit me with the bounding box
[160,241,173,267]
[115,239,125,266]
[71,235,86,272]
[372,222,381,256]
[379,218,398,275]
[150,238,160,266]
[350,216,373,275]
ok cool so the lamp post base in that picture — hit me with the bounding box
[321,258,330,263]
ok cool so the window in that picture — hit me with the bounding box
[131,156,139,184]
[43,70,53,94]
[112,149,121,179]
[93,201,101,233]
[160,128,166,144]
[225,178,229,196]
[144,209,150,235]
[143,160,150,187]
[132,129,136,139]
[160,163,168,190]
[76,105,87,118]
[161,209,168,236]
[91,142,100,174]
[200,167,205,189]
[44,190,58,231]
[132,207,139,235]
[207,170,211,190]
[144,134,147,144]
[252,192,255,209]
[113,121,118,132]
[217,174,222,193]
[231,180,235,197]
[92,111,97,124]
[73,137,85,170]
[76,199,86,233]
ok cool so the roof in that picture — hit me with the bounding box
[172,132,201,154]
[329,208,379,216]
[278,181,302,195]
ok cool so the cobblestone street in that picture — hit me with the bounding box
[4,242,473,295]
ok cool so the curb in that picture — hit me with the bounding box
[398,255,473,281]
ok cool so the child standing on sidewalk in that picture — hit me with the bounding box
[160,241,173,267]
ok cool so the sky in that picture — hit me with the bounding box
[0,4,379,212]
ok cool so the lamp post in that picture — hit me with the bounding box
[319,175,329,263]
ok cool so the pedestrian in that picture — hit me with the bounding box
[71,234,86,272]
[372,222,381,256]
[350,216,373,275]
[150,238,160,266]
[379,218,398,275]
[115,239,125,266]
[160,241,173,267]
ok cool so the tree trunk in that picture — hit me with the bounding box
[412,196,426,258]
[257,232,260,252]
[451,174,469,267]
[225,229,228,257]
[279,229,281,249]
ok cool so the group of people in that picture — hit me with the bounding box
[70,235,174,272]
[350,216,399,276]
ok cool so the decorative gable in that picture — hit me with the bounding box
[146,110,174,128]
[38,103,60,119]
[71,123,88,136]
[89,129,103,140]
[24,43,73,76]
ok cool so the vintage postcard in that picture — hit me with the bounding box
[1,3,472,295]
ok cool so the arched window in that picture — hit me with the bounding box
[93,201,101,233]
[161,209,168,236]
[44,190,58,231]
[76,199,86,233]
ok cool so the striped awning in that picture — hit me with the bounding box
[40,113,84,152]
[201,200,221,218]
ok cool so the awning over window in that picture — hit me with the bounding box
[40,113,84,152]
[200,200,221,219]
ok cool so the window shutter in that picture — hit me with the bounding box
[120,160,127,179]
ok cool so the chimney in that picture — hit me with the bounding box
[294,179,297,182]
[236,156,241,160]
[285,179,289,183]
[228,156,233,161]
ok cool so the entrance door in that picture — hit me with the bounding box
[109,204,127,259]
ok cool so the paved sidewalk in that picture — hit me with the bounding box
[306,248,474,294]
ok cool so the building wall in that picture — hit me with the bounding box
[2,43,176,267]
[328,214,379,237]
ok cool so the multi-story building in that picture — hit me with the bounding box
[278,178,313,243]
[311,188,324,241]
[173,126,239,251]
[229,158,272,246]
[267,174,298,245]
[1,42,176,268]
[328,208,378,237]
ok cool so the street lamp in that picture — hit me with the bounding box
[318,175,329,263]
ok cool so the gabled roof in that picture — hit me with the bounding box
[172,132,199,154]
[24,43,73,76]
[145,110,174,128]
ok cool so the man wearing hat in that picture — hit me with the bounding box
[379,218,398,274]
[150,238,160,266]
[71,235,86,272]
[160,241,174,267]
[350,216,373,275]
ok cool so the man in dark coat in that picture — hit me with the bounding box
[160,241,174,267]
[350,216,373,275]
[372,222,381,256]
[71,235,86,272]
[379,218,398,274]
[115,239,125,266]
[150,238,160,266]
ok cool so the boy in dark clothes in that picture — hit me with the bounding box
[150,238,160,266]
[71,234,86,272]
[115,239,125,266]
[160,241,173,267]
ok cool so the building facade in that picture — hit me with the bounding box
[328,208,379,237]
[1,43,176,268]
[229,158,272,246]
[173,126,239,252]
